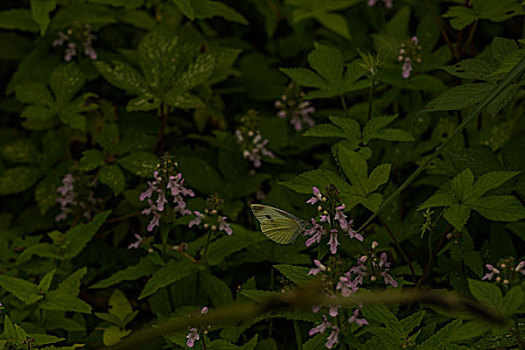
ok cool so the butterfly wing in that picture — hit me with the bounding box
[251,204,304,244]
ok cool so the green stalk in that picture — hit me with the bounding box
[367,75,376,121]
[293,320,302,350]
[340,94,348,116]
[357,56,525,233]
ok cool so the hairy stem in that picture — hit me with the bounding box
[293,320,302,350]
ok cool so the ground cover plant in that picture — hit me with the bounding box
[0,0,524,349]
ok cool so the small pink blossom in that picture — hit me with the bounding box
[186,328,199,348]
[127,233,143,250]
[306,186,323,205]
[309,316,331,336]
[402,57,413,79]
[348,309,368,327]
[482,264,500,280]
[328,230,339,254]
[325,326,339,349]
[219,216,233,236]
[308,259,327,276]
[189,211,204,228]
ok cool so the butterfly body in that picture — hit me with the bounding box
[250,204,306,244]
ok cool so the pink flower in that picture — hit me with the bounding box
[402,57,413,79]
[309,316,331,336]
[304,219,326,247]
[306,187,323,205]
[516,261,525,275]
[482,264,500,280]
[348,309,368,327]
[334,204,347,229]
[189,211,204,228]
[328,230,339,254]
[186,328,199,347]
[309,259,327,276]
[336,272,358,297]
[127,233,143,250]
[325,326,339,349]
[219,216,233,236]
[201,307,209,314]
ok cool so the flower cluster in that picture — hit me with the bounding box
[398,36,422,79]
[367,0,393,8]
[350,241,398,288]
[140,155,194,232]
[307,257,368,349]
[186,307,209,348]
[304,186,362,254]
[56,173,102,222]
[482,257,525,285]
[235,109,274,168]
[52,23,97,62]
[274,83,315,131]
[189,195,232,236]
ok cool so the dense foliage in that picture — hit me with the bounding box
[0,0,524,349]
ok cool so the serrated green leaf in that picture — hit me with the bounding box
[419,192,456,209]
[400,310,425,335]
[79,149,105,171]
[240,289,278,302]
[468,278,503,308]
[194,1,248,24]
[362,115,414,145]
[469,195,525,221]
[30,0,56,35]
[15,81,54,106]
[138,259,200,299]
[173,0,194,19]
[338,147,368,193]
[451,169,474,202]
[103,326,131,346]
[474,0,524,22]
[93,60,146,94]
[1,139,40,163]
[49,64,86,105]
[447,320,491,342]
[501,284,525,316]
[280,169,349,194]
[314,12,350,39]
[117,151,157,177]
[443,204,471,230]
[38,269,56,294]
[367,164,391,192]
[443,6,478,30]
[62,210,111,259]
[422,83,494,112]
[0,9,39,32]
[279,68,325,88]
[0,166,41,195]
[303,124,347,138]
[471,171,520,198]
[200,271,233,306]
[177,155,222,195]
[442,58,495,80]
[308,44,343,83]
[274,264,313,286]
[98,165,125,195]
[90,255,160,288]
[417,319,462,348]
[0,275,42,305]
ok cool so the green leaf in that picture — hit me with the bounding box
[194,1,248,24]
[15,81,54,106]
[280,169,349,194]
[442,58,495,80]
[41,268,92,313]
[93,60,146,94]
[0,275,42,305]
[172,53,215,92]
[0,9,39,32]
[474,0,524,22]
[274,265,313,286]
[469,195,525,221]
[79,149,105,171]
[367,164,391,192]
[471,171,520,197]
[30,0,56,35]
[1,139,40,163]
[313,12,350,39]
[451,168,474,202]
[0,166,40,195]
[38,269,56,294]
[177,155,222,195]
[98,165,126,195]
[62,210,111,259]
[362,115,414,145]
[491,37,519,62]
[35,174,60,214]
[117,151,158,177]
[279,68,325,88]
[447,320,491,342]
[103,326,131,346]
[138,259,201,299]
[501,284,525,316]
[308,44,343,83]
[419,192,456,209]
[363,305,404,337]
[95,289,138,328]
[338,147,368,193]
[400,310,425,334]
[443,204,471,231]
[200,272,233,306]
[468,278,503,308]
[97,122,120,153]
[173,0,194,20]
[304,124,348,138]
[49,64,86,105]
[90,255,160,289]
[417,319,462,348]
[207,224,265,266]
[443,6,478,30]
[422,83,494,112]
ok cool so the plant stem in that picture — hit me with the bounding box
[293,320,302,350]
[201,229,213,265]
[357,56,525,233]
[513,316,525,350]
[367,75,376,121]
[340,94,348,116]
[199,330,208,350]
[105,212,140,224]
[378,215,416,283]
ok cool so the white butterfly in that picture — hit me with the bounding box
[250,204,306,244]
